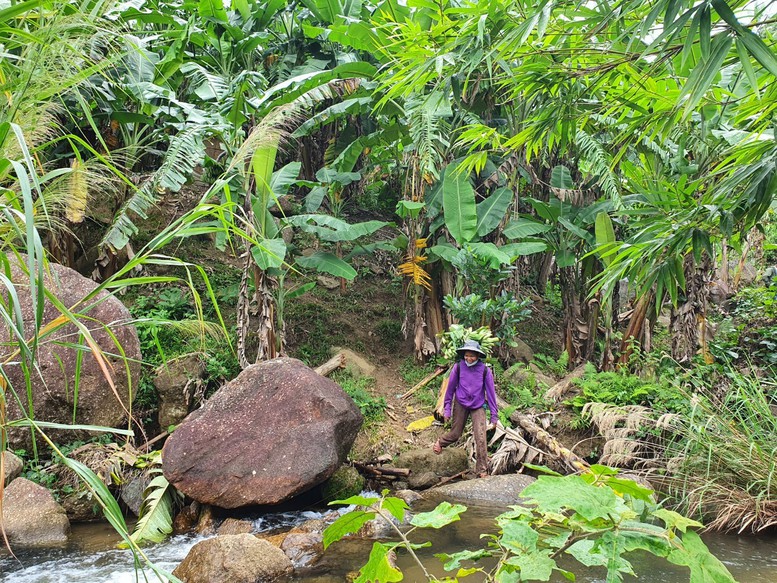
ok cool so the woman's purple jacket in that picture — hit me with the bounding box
[443,360,498,424]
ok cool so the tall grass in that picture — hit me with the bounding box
[663,369,777,533]
[0,122,237,580]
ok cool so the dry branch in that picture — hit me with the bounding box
[353,461,410,478]
[401,367,446,399]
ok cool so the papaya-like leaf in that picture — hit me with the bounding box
[323,510,376,549]
[410,501,467,529]
[355,542,403,583]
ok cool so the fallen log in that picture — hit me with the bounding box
[314,353,345,377]
[353,461,411,478]
[496,396,589,474]
[401,367,447,400]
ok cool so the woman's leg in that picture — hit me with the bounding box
[438,401,470,448]
[470,407,488,476]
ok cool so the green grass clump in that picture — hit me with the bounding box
[332,370,386,423]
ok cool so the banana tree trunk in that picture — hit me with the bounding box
[617,291,654,365]
[670,253,712,364]
[237,252,279,368]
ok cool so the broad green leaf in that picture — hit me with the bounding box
[476,187,513,237]
[522,475,625,521]
[329,494,381,507]
[653,508,704,533]
[503,218,552,239]
[469,242,512,268]
[501,241,548,258]
[381,497,409,522]
[429,242,460,263]
[604,477,654,502]
[504,549,556,581]
[550,165,574,190]
[251,238,287,270]
[323,510,376,549]
[199,0,228,22]
[595,212,616,266]
[396,200,425,219]
[269,162,302,198]
[285,214,387,242]
[667,531,737,583]
[618,523,672,556]
[567,533,634,580]
[443,168,478,244]
[410,501,467,529]
[305,186,327,212]
[436,549,492,571]
[500,520,539,551]
[355,542,403,583]
[296,252,357,280]
[286,282,316,300]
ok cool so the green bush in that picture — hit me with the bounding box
[567,365,685,414]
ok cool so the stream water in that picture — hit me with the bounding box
[2,501,777,582]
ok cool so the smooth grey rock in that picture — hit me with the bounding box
[428,473,536,506]
[407,471,438,490]
[2,478,70,546]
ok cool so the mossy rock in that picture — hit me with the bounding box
[321,466,365,502]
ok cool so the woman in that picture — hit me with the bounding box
[432,339,498,478]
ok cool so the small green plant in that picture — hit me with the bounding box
[532,351,569,378]
[324,467,737,582]
[324,492,467,582]
[544,281,563,312]
[333,371,387,423]
[375,319,403,352]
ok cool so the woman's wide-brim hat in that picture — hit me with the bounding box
[456,339,486,359]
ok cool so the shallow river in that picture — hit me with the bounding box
[2,501,777,582]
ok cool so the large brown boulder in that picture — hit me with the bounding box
[173,534,292,583]
[0,256,140,450]
[1,477,70,546]
[162,357,363,508]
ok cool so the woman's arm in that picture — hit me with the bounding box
[484,366,498,424]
